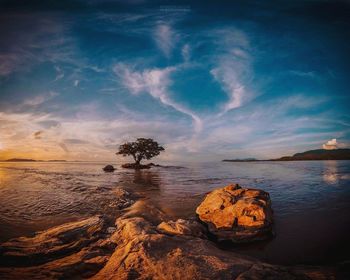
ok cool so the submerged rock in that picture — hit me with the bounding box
[196,184,273,243]
[103,165,116,172]
[121,163,151,169]
[108,188,134,209]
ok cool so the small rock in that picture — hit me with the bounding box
[103,165,115,172]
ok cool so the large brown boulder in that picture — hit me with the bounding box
[196,184,273,243]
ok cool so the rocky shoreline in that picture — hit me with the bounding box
[0,185,340,279]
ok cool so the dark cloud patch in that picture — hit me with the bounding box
[34,130,43,139]
[64,138,89,144]
[59,142,69,153]
[37,120,61,129]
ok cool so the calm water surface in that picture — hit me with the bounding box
[0,160,349,265]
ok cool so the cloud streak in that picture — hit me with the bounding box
[114,63,202,134]
[210,28,253,114]
[154,24,179,57]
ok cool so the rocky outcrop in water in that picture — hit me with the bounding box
[196,184,273,242]
[0,187,337,280]
[103,165,116,172]
[92,216,334,280]
[0,216,114,279]
[0,187,135,279]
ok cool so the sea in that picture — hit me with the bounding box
[0,160,349,265]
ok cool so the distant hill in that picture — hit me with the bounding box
[272,149,350,161]
[223,149,350,162]
[5,158,37,162]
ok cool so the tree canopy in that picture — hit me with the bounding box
[117,138,165,165]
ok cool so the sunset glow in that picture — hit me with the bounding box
[0,1,349,162]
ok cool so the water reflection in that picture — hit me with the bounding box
[322,161,338,184]
[0,167,6,185]
[132,170,162,189]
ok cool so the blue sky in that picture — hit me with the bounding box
[0,0,349,161]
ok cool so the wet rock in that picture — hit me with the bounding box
[108,188,134,209]
[157,219,207,238]
[0,188,137,279]
[0,216,105,266]
[122,200,167,225]
[196,184,273,243]
[103,165,115,172]
[0,216,114,279]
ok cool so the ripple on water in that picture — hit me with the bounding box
[0,161,350,265]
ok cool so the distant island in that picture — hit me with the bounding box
[223,148,350,162]
[4,158,37,162]
[2,158,67,162]
[272,148,350,161]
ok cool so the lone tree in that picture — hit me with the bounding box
[117,138,165,166]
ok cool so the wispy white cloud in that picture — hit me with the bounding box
[209,28,253,114]
[53,66,65,82]
[181,44,190,62]
[0,53,24,76]
[289,70,317,79]
[23,91,59,107]
[154,23,179,57]
[113,63,202,134]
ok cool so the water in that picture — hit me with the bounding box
[0,160,349,265]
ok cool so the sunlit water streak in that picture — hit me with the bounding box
[0,160,349,265]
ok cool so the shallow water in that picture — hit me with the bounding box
[0,160,349,265]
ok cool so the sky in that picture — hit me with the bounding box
[0,0,349,162]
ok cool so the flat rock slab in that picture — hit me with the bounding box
[92,217,335,280]
[196,184,273,242]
